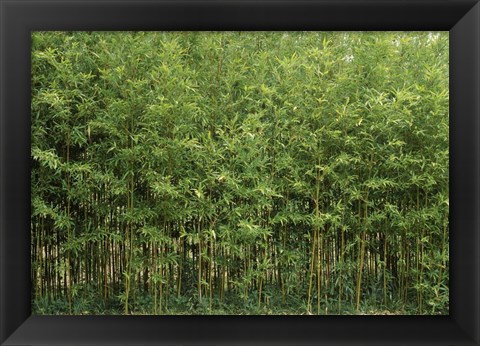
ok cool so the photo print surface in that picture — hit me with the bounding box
[31,31,449,315]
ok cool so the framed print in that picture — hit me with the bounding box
[1,0,479,345]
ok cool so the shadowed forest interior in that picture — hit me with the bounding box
[31,31,449,315]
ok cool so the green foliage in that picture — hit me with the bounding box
[31,31,449,315]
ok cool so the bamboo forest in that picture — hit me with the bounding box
[31,31,449,315]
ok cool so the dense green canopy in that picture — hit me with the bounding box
[31,31,449,315]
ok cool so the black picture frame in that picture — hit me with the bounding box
[1,0,479,345]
